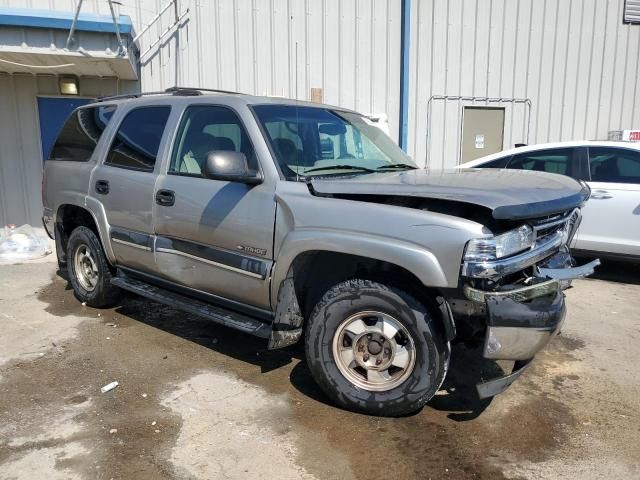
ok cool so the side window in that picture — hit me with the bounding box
[48,105,117,162]
[507,148,575,176]
[589,147,640,184]
[170,105,256,177]
[105,106,171,172]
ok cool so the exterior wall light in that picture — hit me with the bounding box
[59,76,79,95]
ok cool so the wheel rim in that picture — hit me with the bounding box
[73,244,99,292]
[332,311,417,392]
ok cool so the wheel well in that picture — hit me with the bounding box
[290,251,446,330]
[56,205,100,263]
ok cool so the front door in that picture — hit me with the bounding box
[91,105,172,273]
[460,107,505,164]
[153,105,276,310]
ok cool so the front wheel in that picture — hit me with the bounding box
[305,279,449,416]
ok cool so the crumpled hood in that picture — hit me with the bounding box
[309,168,590,220]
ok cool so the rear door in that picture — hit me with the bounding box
[575,146,640,257]
[91,105,172,273]
[152,104,276,310]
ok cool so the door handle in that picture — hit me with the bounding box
[95,180,109,195]
[155,189,175,206]
[591,190,613,200]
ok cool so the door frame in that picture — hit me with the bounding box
[425,95,532,167]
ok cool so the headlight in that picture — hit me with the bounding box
[464,225,534,262]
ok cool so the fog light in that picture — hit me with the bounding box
[59,76,79,95]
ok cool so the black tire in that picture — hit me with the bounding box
[305,279,449,417]
[67,226,120,308]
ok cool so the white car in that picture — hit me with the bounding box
[460,141,640,262]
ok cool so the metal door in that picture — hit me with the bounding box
[460,107,505,164]
[152,105,276,311]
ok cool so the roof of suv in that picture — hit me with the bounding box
[92,87,354,112]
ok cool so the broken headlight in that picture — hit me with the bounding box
[464,225,534,262]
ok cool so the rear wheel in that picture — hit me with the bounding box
[305,279,448,416]
[67,226,120,307]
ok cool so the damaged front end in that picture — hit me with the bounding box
[454,208,599,399]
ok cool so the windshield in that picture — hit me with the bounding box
[253,105,416,179]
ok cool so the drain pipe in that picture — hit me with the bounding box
[398,0,411,151]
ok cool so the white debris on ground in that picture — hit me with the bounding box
[0,225,51,263]
[100,381,119,393]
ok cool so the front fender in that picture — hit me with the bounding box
[270,229,449,307]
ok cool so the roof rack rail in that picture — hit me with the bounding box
[96,86,240,102]
[166,86,241,95]
[96,90,168,102]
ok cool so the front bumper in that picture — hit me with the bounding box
[483,287,566,360]
[468,256,599,398]
[477,359,532,399]
[474,288,565,399]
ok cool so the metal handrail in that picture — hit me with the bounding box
[425,95,533,167]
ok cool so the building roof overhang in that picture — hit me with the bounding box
[0,7,137,80]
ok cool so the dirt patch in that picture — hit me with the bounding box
[4,268,640,479]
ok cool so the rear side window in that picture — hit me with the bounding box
[105,106,171,172]
[48,105,116,162]
[507,148,575,176]
[589,147,640,184]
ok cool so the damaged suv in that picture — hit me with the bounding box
[42,87,599,416]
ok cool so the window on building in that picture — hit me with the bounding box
[589,147,640,184]
[105,106,171,172]
[506,148,576,176]
[48,105,117,162]
[170,105,256,177]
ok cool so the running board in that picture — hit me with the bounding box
[111,273,271,339]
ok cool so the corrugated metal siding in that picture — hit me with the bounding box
[121,0,402,140]
[0,0,401,133]
[0,0,402,226]
[407,0,640,168]
[0,74,130,226]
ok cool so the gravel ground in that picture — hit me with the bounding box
[0,256,638,479]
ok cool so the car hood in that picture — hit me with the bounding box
[309,168,590,220]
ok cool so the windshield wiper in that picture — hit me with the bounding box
[302,164,376,174]
[376,163,418,170]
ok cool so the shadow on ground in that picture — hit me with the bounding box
[113,289,499,420]
[54,268,502,420]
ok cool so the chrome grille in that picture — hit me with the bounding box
[529,209,581,246]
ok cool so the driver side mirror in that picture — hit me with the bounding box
[204,151,262,185]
